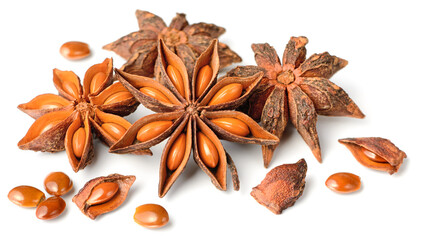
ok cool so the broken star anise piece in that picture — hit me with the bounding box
[227,36,365,167]
[103,10,242,78]
[339,137,406,174]
[17,58,149,172]
[110,39,279,197]
[251,159,307,214]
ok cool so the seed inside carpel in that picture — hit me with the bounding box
[86,182,119,206]
[166,65,185,97]
[140,87,172,104]
[197,131,219,168]
[167,133,186,171]
[208,83,243,106]
[101,122,127,141]
[104,91,133,105]
[72,127,86,158]
[210,117,250,137]
[137,121,173,142]
[90,72,107,94]
[195,65,213,98]
[325,172,361,193]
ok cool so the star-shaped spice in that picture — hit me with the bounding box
[103,10,242,78]
[18,58,150,172]
[110,39,279,197]
[227,36,365,167]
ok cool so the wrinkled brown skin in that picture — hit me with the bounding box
[227,36,365,167]
[72,174,136,220]
[251,159,307,214]
[103,10,242,77]
[111,39,279,197]
[17,58,148,172]
[339,137,406,174]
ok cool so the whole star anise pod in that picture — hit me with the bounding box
[110,39,279,197]
[18,58,150,172]
[103,10,242,78]
[227,36,365,167]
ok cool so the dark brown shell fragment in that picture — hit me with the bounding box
[251,159,307,214]
[338,137,406,174]
[72,174,136,219]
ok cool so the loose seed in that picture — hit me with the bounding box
[90,72,107,94]
[36,196,66,220]
[8,186,45,208]
[210,117,250,137]
[137,121,173,142]
[167,133,186,171]
[104,91,133,105]
[197,132,219,168]
[326,172,361,193]
[134,204,169,229]
[72,127,86,158]
[101,122,127,141]
[60,41,90,60]
[86,182,119,206]
[140,87,172,104]
[195,65,213,98]
[208,83,243,106]
[166,65,185,96]
[44,172,73,196]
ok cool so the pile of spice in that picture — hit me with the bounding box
[8,9,407,228]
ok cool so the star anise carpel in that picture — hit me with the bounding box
[17,58,150,172]
[227,36,365,167]
[110,39,279,197]
[103,10,242,78]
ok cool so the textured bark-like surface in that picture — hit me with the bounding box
[251,159,307,214]
[72,174,136,220]
[103,10,241,77]
[339,137,406,174]
[228,36,364,166]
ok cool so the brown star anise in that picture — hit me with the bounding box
[17,58,150,172]
[103,10,242,78]
[110,39,279,197]
[227,36,365,167]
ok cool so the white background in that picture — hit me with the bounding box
[1,0,424,239]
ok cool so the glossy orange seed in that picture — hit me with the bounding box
[101,122,127,141]
[326,172,361,193]
[195,65,213,98]
[208,83,243,106]
[44,172,73,196]
[8,186,46,208]
[90,72,107,94]
[36,196,66,220]
[40,101,65,109]
[60,41,90,60]
[362,148,388,163]
[134,204,169,229]
[140,87,172,104]
[210,118,250,137]
[137,121,173,142]
[61,80,80,99]
[166,65,185,96]
[86,182,119,206]
[167,133,186,171]
[104,91,133,105]
[197,132,219,168]
[72,127,86,158]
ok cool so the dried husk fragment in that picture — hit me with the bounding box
[251,159,307,214]
[72,174,136,220]
[338,137,406,174]
[65,112,94,172]
[18,109,76,152]
[17,94,74,119]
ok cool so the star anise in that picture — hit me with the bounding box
[110,39,279,197]
[103,10,242,78]
[227,36,365,167]
[17,58,150,172]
